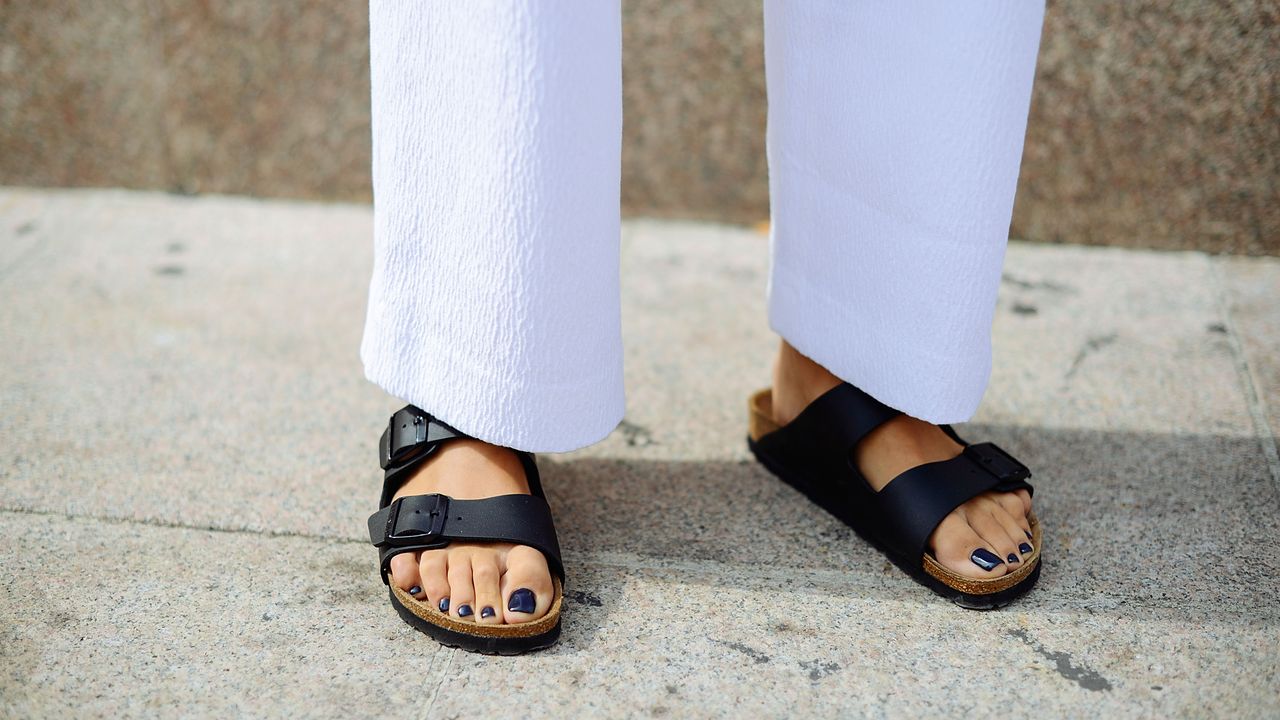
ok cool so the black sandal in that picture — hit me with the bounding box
[367,405,565,654]
[747,384,1042,609]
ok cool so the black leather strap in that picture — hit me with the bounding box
[963,441,1035,496]
[873,442,1032,556]
[780,383,902,455]
[378,406,464,507]
[369,492,565,584]
[368,404,563,585]
[754,382,1034,561]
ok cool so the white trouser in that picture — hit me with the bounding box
[361,1,1046,452]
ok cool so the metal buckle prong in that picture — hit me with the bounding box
[386,409,430,466]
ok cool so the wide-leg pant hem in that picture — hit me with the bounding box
[761,0,1044,423]
[362,0,625,454]
[361,339,626,454]
[768,258,996,425]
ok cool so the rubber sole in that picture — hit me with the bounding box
[748,434,1041,610]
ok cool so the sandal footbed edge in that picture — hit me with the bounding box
[389,590,562,654]
[389,576,564,640]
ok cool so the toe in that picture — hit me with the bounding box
[501,545,554,624]
[445,549,476,620]
[995,491,1032,536]
[990,498,1034,559]
[389,551,423,598]
[471,552,504,625]
[417,549,450,612]
[1015,488,1033,516]
[930,512,1008,579]
[967,502,1023,567]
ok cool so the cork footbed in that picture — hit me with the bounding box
[748,387,1041,596]
[389,576,563,639]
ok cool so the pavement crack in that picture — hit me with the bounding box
[1008,629,1113,692]
[0,505,363,544]
[1063,333,1119,383]
[566,590,604,607]
[423,647,457,716]
[617,419,657,447]
[1209,259,1280,492]
[1001,272,1075,294]
[713,640,771,664]
[798,658,841,682]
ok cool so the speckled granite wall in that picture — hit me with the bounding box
[1,1,1275,254]
[1014,2,1278,255]
[0,1,371,199]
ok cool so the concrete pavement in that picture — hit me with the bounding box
[1,188,1277,718]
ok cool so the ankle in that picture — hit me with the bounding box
[771,340,841,425]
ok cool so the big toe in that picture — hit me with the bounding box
[501,545,555,624]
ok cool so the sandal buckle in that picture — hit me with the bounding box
[964,442,1030,482]
[381,408,429,469]
[384,494,450,547]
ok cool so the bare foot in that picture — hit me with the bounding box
[771,340,1034,578]
[386,439,555,624]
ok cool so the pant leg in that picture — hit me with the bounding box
[762,1,1045,423]
[361,1,625,452]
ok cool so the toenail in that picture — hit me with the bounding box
[1006,553,1019,564]
[457,604,473,617]
[1019,542,1033,555]
[970,548,1004,571]
[438,598,449,613]
[480,606,495,619]
[508,588,536,614]
[1025,530,1033,540]
[408,585,422,597]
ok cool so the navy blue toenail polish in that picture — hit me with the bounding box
[1025,530,1033,540]
[1007,553,1019,564]
[1019,542,1033,555]
[480,606,495,619]
[508,588,536,614]
[970,548,1004,571]
[457,604,473,617]
[438,598,449,613]
[408,585,422,597]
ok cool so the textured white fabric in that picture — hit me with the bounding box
[764,1,1045,423]
[362,1,1044,451]
[361,1,625,452]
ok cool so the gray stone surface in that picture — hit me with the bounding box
[2,2,1276,254]
[0,512,444,718]
[2,188,1279,717]
[0,188,381,538]
[9,510,1275,719]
